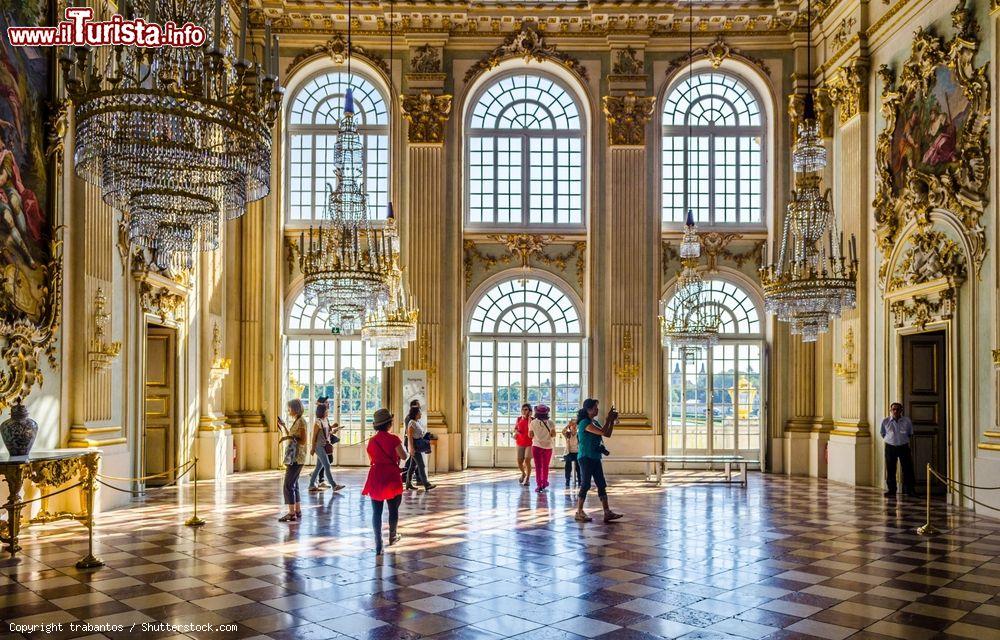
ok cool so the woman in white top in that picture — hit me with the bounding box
[308,402,344,492]
[404,404,435,491]
[528,404,556,492]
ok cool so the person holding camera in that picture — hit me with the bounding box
[404,403,435,491]
[277,399,308,522]
[308,401,344,493]
[574,398,622,523]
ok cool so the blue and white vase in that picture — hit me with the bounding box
[1,403,38,457]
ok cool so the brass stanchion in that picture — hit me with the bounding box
[916,463,939,536]
[184,456,206,528]
[77,452,105,568]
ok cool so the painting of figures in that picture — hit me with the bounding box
[889,66,969,191]
[0,0,51,322]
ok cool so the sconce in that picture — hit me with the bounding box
[88,288,121,372]
[833,326,858,384]
[613,328,641,384]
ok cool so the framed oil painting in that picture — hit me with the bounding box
[0,0,52,323]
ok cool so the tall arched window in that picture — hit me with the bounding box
[286,71,389,221]
[662,72,764,225]
[664,279,763,461]
[467,73,584,227]
[467,277,584,467]
[285,291,382,453]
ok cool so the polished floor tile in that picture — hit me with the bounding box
[3,469,1000,640]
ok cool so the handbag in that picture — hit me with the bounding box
[414,434,432,454]
[283,438,299,466]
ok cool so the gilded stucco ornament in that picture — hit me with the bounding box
[611,47,644,76]
[665,35,771,79]
[410,44,442,73]
[613,328,641,385]
[888,230,966,291]
[286,33,389,76]
[463,26,589,84]
[400,92,453,144]
[463,236,586,287]
[823,58,869,125]
[88,288,121,373]
[602,93,656,146]
[890,291,956,330]
[873,1,990,287]
[137,281,185,324]
[0,236,63,412]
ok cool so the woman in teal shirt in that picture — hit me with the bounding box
[575,398,622,523]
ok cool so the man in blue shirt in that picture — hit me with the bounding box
[880,402,916,497]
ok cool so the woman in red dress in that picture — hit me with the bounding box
[362,408,408,556]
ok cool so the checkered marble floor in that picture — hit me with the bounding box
[3,469,1000,640]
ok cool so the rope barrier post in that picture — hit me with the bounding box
[917,463,939,536]
[76,453,105,569]
[185,456,206,528]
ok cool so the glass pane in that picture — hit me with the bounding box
[525,342,553,408]
[666,351,684,452]
[737,344,762,453]
[711,345,736,453]
[468,341,495,448]
[495,341,522,449]
[338,340,364,445]
[554,342,581,426]
[684,350,709,451]
[363,342,381,441]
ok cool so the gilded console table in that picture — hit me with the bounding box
[0,449,103,568]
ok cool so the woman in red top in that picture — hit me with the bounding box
[514,403,533,486]
[362,408,408,556]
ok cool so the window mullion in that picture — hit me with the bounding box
[709,134,717,225]
[492,140,500,224]
[522,135,530,225]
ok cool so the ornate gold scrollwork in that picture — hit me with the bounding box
[661,234,762,273]
[873,1,990,286]
[286,33,390,76]
[890,290,956,330]
[464,26,589,84]
[613,328,641,384]
[665,35,771,79]
[45,100,69,167]
[887,229,967,291]
[0,236,63,412]
[602,93,656,146]
[611,46,644,76]
[463,235,586,287]
[833,327,859,384]
[137,281,185,324]
[410,44,442,73]
[400,91,453,144]
[209,322,231,382]
[823,57,869,126]
[88,288,121,372]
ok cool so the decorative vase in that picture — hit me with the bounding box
[1,403,38,457]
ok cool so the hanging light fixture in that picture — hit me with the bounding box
[658,5,721,359]
[760,0,858,342]
[64,0,283,267]
[360,0,419,365]
[659,213,722,358]
[790,0,827,173]
[298,0,392,332]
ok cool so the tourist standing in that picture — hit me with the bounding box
[277,399,308,522]
[308,403,344,492]
[514,403,533,485]
[563,418,580,486]
[529,405,556,492]
[881,402,917,497]
[362,408,407,556]
[404,404,435,491]
[575,398,622,523]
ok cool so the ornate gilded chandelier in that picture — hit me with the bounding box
[760,0,858,342]
[64,0,282,266]
[360,0,418,365]
[660,214,721,357]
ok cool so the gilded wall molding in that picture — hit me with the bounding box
[872,2,990,286]
[135,276,187,325]
[463,26,589,84]
[660,234,763,274]
[45,100,69,167]
[285,33,390,77]
[833,327,859,384]
[0,236,63,412]
[822,57,869,125]
[665,35,771,79]
[613,328,641,385]
[602,93,655,146]
[400,92,453,144]
[463,235,586,287]
[889,289,956,330]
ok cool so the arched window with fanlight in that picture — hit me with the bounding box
[466,277,585,467]
[286,70,389,221]
[662,71,765,225]
[284,290,382,459]
[663,279,764,460]
[466,72,585,227]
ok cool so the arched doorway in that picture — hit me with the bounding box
[466,276,585,468]
[663,278,764,463]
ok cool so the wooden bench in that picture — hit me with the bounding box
[609,455,748,487]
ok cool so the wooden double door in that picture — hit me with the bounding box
[144,326,177,486]
[901,331,948,496]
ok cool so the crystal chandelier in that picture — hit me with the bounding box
[63,0,282,266]
[659,213,721,358]
[760,0,858,342]
[791,0,827,173]
[362,259,419,367]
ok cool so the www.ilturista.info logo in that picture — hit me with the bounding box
[7,7,207,48]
